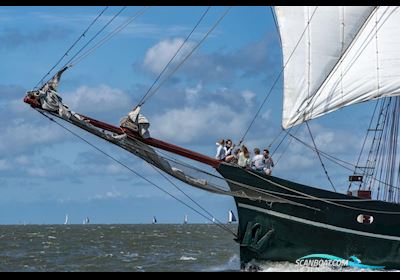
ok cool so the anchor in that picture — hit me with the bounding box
[241,221,275,253]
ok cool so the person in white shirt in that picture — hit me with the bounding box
[215,139,226,160]
[251,148,265,171]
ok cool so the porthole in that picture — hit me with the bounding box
[357,214,374,224]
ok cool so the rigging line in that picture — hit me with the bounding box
[364,99,392,191]
[34,6,109,90]
[139,6,232,106]
[271,125,295,156]
[247,169,400,215]
[148,165,237,236]
[269,6,282,47]
[137,6,211,107]
[268,129,284,149]
[238,7,319,145]
[300,6,396,117]
[352,100,380,173]
[139,147,317,209]
[62,6,128,68]
[306,122,337,192]
[287,131,355,170]
[273,125,302,166]
[35,109,237,237]
[116,125,400,203]
[294,6,380,116]
[150,148,387,204]
[69,6,149,68]
[129,138,234,233]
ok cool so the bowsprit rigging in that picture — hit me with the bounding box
[24,6,400,271]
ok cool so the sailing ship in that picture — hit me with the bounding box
[228,210,237,224]
[23,6,400,270]
[152,216,157,224]
[64,214,69,225]
[183,214,188,224]
[83,217,90,224]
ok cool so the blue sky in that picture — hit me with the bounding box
[0,6,376,224]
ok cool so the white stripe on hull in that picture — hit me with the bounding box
[238,203,400,241]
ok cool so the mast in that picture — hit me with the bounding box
[351,97,400,203]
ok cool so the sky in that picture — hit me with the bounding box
[0,6,377,225]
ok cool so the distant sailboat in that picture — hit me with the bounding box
[228,210,237,224]
[64,214,68,225]
[152,216,157,224]
[183,214,188,224]
[83,217,90,224]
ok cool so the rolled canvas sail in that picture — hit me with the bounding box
[275,6,400,129]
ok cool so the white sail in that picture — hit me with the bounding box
[184,214,188,224]
[152,216,157,224]
[228,210,237,223]
[64,214,68,225]
[275,6,400,129]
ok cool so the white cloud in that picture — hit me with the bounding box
[15,155,30,165]
[63,85,131,115]
[143,38,195,74]
[0,122,65,155]
[150,102,251,144]
[0,159,10,171]
[241,90,256,107]
[261,109,272,121]
[315,131,334,147]
[275,153,315,172]
[185,83,202,103]
[93,188,122,200]
[26,167,48,177]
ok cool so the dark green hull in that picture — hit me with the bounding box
[217,164,400,270]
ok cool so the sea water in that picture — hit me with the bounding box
[0,224,388,272]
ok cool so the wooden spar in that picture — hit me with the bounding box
[24,96,221,169]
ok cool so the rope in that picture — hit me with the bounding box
[273,125,301,166]
[246,168,400,215]
[34,107,400,218]
[35,109,237,237]
[154,148,377,204]
[288,132,355,171]
[149,165,237,236]
[69,6,149,68]
[34,6,109,89]
[238,7,319,146]
[138,6,232,107]
[298,7,395,117]
[137,6,211,107]
[269,6,281,46]
[306,122,337,192]
[63,6,128,67]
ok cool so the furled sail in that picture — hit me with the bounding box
[275,6,400,129]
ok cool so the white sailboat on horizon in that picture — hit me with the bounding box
[183,214,188,224]
[64,214,68,225]
[83,217,90,224]
[228,210,237,224]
